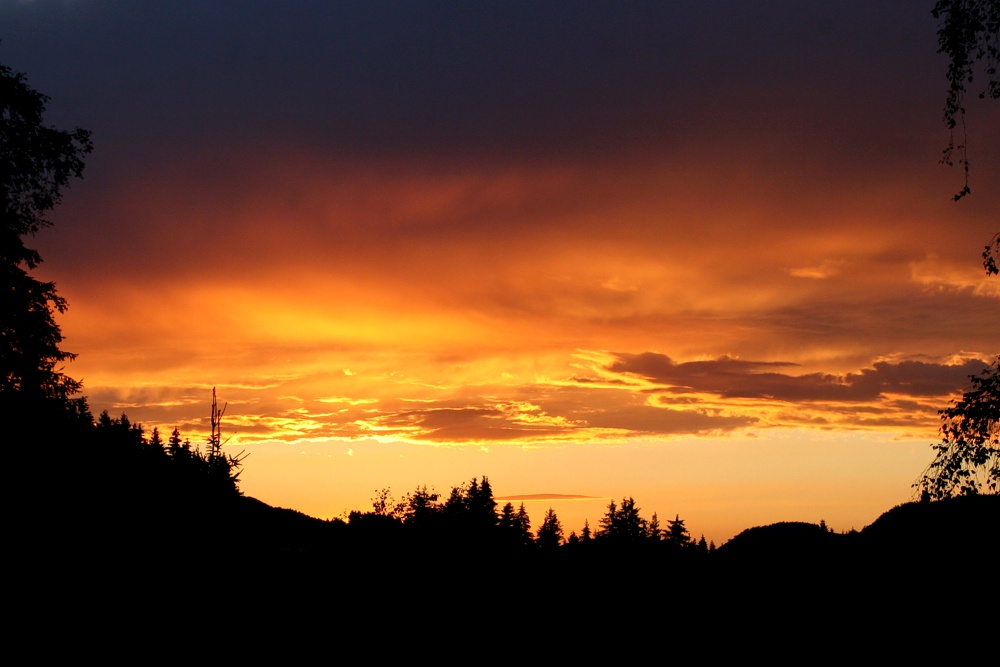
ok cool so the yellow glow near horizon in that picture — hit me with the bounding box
[41,149,997,548]
[230,427,933,545]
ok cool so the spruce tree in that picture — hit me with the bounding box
[664,514,692,549]
[536,508,564,549]
[1,61,92,428]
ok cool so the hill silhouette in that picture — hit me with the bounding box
[12,413,998,654]
[716,520,848,564]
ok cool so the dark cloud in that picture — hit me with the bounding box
[370,405,547,442]
[498,494,596,501]
[1,1,939,164]
[353,385,758,442]
[587,402,756,435]
[607,353,989,403]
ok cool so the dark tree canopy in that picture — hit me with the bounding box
[536,507,564,549]
[664,514,693,548]
[917,357,1000,499]
[918,6,1000,498]
[1,62,92,416]
[597,497,648,543]
[1,63,92,268]
[984,232,999,276]
[932,0,999,202]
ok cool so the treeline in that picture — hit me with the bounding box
[20,402,248,572]
[23,397,716,567]
[19,402,999,626]
[90,410,243,499]
[346,480,715,557]
[33,405,243,503]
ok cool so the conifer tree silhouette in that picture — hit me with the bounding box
[1,60,92,428]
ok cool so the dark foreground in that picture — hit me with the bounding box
[10,419,997,653]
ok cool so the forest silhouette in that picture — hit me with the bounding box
[4,31,998,642]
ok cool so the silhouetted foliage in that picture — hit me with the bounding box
[984,231,999,276]
[647,512,661,542]
[917,356,1000,499]
[403,485,440,525]
[498,500,516,527]
[664,514,693,549]
[149,426,164,453]
[597,498,617,537]
[536,507,564,549]
[438,476,498,541]
[167,427,189,458]
[0,63,92,265]
[90,409,243,503]
[498,501,518,545]
[597,497,647,543]
[1,61,92,427]
[371,487,407,520]
[515,502,533,547]
[932,0,999,201]
[466,476,498,528]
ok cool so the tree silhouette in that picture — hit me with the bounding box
[647,512,661,542]
[515,502,533,547]
[536,507,564,549]
[371,487,406,520]
[930,2,999,274]
[664,514,693,549]
[597,497,647,543]
[598,498,617,537]
[983,232,999,276]
[96,410,145,448]
[1,61,92,425]
[467,476,498,528]
[932,0,999,201]
[403,485,439,525]
[149,426,165,454]
[167,427,190,459]
[917,356,1000,499]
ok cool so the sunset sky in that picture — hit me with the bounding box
[4,1,998,543]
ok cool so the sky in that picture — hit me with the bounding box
[3,1,998,543]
